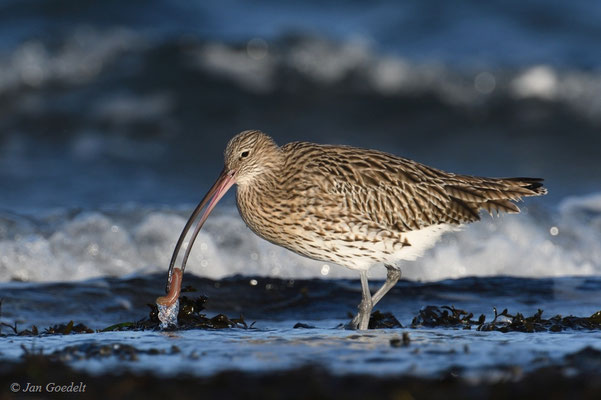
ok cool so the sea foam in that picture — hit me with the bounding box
[1,192,600,283]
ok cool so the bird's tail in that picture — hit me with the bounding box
[478,177,547,215]
[508,177,547,195]
[444,176,547,220]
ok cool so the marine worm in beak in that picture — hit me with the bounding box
[156,268,183,307]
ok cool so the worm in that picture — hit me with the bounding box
[156,268,182,307]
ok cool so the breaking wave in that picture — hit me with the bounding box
[1,192,599,283]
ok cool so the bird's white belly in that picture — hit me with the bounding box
[301,224,457,271]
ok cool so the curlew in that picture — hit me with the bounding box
[157,130,547,330]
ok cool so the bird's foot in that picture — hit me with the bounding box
[346,298,373,330]
[345,313,372,330]
[345,315,360,330]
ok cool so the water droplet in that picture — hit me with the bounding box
[250,279,258,286]
[474,72,496,94]
[550,226,559,236]
[158,299,179,329]
[87,243,99,256]
[321,264,330,276]
[247,38,268,60]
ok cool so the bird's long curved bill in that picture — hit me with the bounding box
[165,168,235,292]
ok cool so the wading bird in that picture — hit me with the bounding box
[158,130,546,329]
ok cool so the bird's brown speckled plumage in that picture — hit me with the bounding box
[231,130,546,271]
[164,129,546,330]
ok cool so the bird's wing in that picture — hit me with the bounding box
[284,142,545,233]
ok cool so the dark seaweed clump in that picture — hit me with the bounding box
[410,306,484,329]
[49,343,182,362]
[0,295,248,337]
[368,311,403,329]
[389,332,411,348]
[478,308,601,333]
[44,321,95,335]
[1,321,94,337]
[105,295,249,332]
[14,341,183,367]
[411,306,601,333]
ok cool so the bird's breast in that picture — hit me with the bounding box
[234,183,448,270]
[235,184,297,246]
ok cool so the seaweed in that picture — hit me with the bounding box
[477,308,601,332]
[49,343,182,362]
[3,295,601,336]
[390,332,411,348]
[44,321,94,335]
[293,322,316,329]
[100,295,248,331]
[0,321,19,336]
[0,294,248,337]
[410,305,601,332]
[411,305,484,329]
[143,295,248,330]
[100,305,601,332]
[368,311,403,329]
[100,322,138,332]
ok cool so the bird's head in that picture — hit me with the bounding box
[224,130,281,186]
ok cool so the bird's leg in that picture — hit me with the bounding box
[371,265,401,307]
[347,266,401,330]
[349,271,373,330]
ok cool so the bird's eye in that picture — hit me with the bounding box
[241,151,249,158]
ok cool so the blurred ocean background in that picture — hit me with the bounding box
[1,0,601,283]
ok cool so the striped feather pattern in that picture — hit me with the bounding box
[226,130,546,270]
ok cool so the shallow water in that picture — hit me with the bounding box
[2,275,601,380]
[4,326,601,381]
